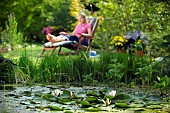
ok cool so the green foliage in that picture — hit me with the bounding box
[92,0,170,50]
[0,58,29,84]
[154,76,170,91]
[0,61,15,83]
[0,14,24,51]
[106,59,126,83]
[13,0,75,43]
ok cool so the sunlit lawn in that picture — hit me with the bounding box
[2,44,75,59]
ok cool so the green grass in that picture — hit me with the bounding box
[1,44,75,59]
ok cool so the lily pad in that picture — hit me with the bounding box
[64,110,74,113]
[86,91,99,97]
[115,102,130,108]
[58,98,72,105]
[129,103,145,108]
[50,106,63,111]
[112,93,131,100]
[144,94,161,101]
[146,105,162,109]
[75,91,86,98]
[76,100,92,108]
[30,99,41,104]
[60,90,71,98]
[85,107,101,112]
[147,101,161,105]
[128,108,145,111]
[23,91,32,96]
[42,94,57,102]
[20,101,30,105]
[86,96,98,103]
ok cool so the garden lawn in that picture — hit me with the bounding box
[1,44,75,59]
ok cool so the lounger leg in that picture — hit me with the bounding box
[50,48,56,56]
[40,49,46,57]
[58,46,62,55]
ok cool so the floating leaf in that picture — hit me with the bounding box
[76,100,92,108]
[127,108,145,111]
[129,103,145,108]
[60,90,71,98]
[58,98,72,105]
[26,105,35,109]
[35,105,49,110]
[61,98,71,102]
[144,94,161,101]
[30,100,38,104]
[20,101,30,105]
[146,105,162,109]
[64,110,74,113]
[42,94,57,102]
[112,93,131,100]
[50,106,63,111]
[147,101,161,105]
[86,96,98,103]
[86,91,99,97]
[23,91,32,96]
[115,102,130,108]
[85,107,101,112]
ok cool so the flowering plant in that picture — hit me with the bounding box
[110,36,126,50]
[133,40,144,50]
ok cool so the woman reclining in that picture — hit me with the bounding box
[46,13,92,46]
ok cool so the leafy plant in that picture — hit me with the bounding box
[0,14,24,51]
[106,59,126,83]
[0,57,29,84]
[133,40,144,50]
[154,76,170,94]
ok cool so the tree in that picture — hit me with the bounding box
[92,0,170,49]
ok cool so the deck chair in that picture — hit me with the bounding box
[40,17,99,56]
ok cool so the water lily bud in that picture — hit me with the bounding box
[109,90,116,97]
[70,91,74,97]
[54,89,60,96]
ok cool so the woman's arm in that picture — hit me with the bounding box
[59,32,67,35]
[81,27,92,37]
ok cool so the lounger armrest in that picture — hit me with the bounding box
[80,34,93,39]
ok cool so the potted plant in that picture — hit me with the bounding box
[133,39,145,56]
[110,36,126,53]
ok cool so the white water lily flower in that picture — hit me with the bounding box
[54,89,60,96]
[106,98,111,106]
[70,91,74,97]
[102,98,111,106]
[109,90,116,97]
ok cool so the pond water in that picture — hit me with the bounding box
[0,84,170,113]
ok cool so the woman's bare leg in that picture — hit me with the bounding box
[46,34,66,43]
[46,34,55,42]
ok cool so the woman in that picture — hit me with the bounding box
[46,14,92,45]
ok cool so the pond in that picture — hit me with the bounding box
[0,84,170,113]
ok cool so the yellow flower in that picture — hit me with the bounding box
[119,38,124,42]
[111,36,125,45]
[116,42,123,46]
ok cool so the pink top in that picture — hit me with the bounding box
[74,23,91,37]
[41,26,51,35]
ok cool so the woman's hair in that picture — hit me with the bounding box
[78,13,86,19]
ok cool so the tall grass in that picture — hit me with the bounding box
[0,60,29,84]
[13,51,168,88]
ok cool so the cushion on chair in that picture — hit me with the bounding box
[44,41,76,47]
